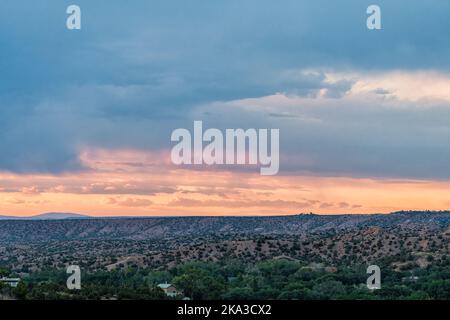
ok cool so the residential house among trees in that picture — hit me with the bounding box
[157,283,182,297]
[0,277,20,288]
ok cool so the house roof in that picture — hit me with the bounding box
[0,277,20,282]
[157,283,174,289]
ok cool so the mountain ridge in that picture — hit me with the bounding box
[0,211,448,243]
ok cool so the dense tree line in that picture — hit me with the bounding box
[4,257,449,300]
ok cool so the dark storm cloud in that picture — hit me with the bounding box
[0,0,449,177]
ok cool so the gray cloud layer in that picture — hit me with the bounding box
[1,1,450,178]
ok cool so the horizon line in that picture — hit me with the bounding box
[1,210,449,220]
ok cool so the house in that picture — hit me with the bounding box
[0,277,20,288]
[157,283,182,297]
[402,275,419,282]
[325,266,338,273]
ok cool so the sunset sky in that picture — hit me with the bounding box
[2,1,450,216]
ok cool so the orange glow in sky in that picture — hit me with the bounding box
[1,148,449,217]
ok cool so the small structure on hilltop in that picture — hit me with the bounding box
[0,277,20,288]
[157,283,182,297]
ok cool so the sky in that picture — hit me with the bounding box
[1,0,450,216]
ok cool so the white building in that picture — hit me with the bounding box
[0,277,20,288]
[157,283,182,297]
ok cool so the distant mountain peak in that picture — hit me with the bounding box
[0,212,91,220]
[30,212,91,220]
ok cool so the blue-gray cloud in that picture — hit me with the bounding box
[1,0,450,177]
